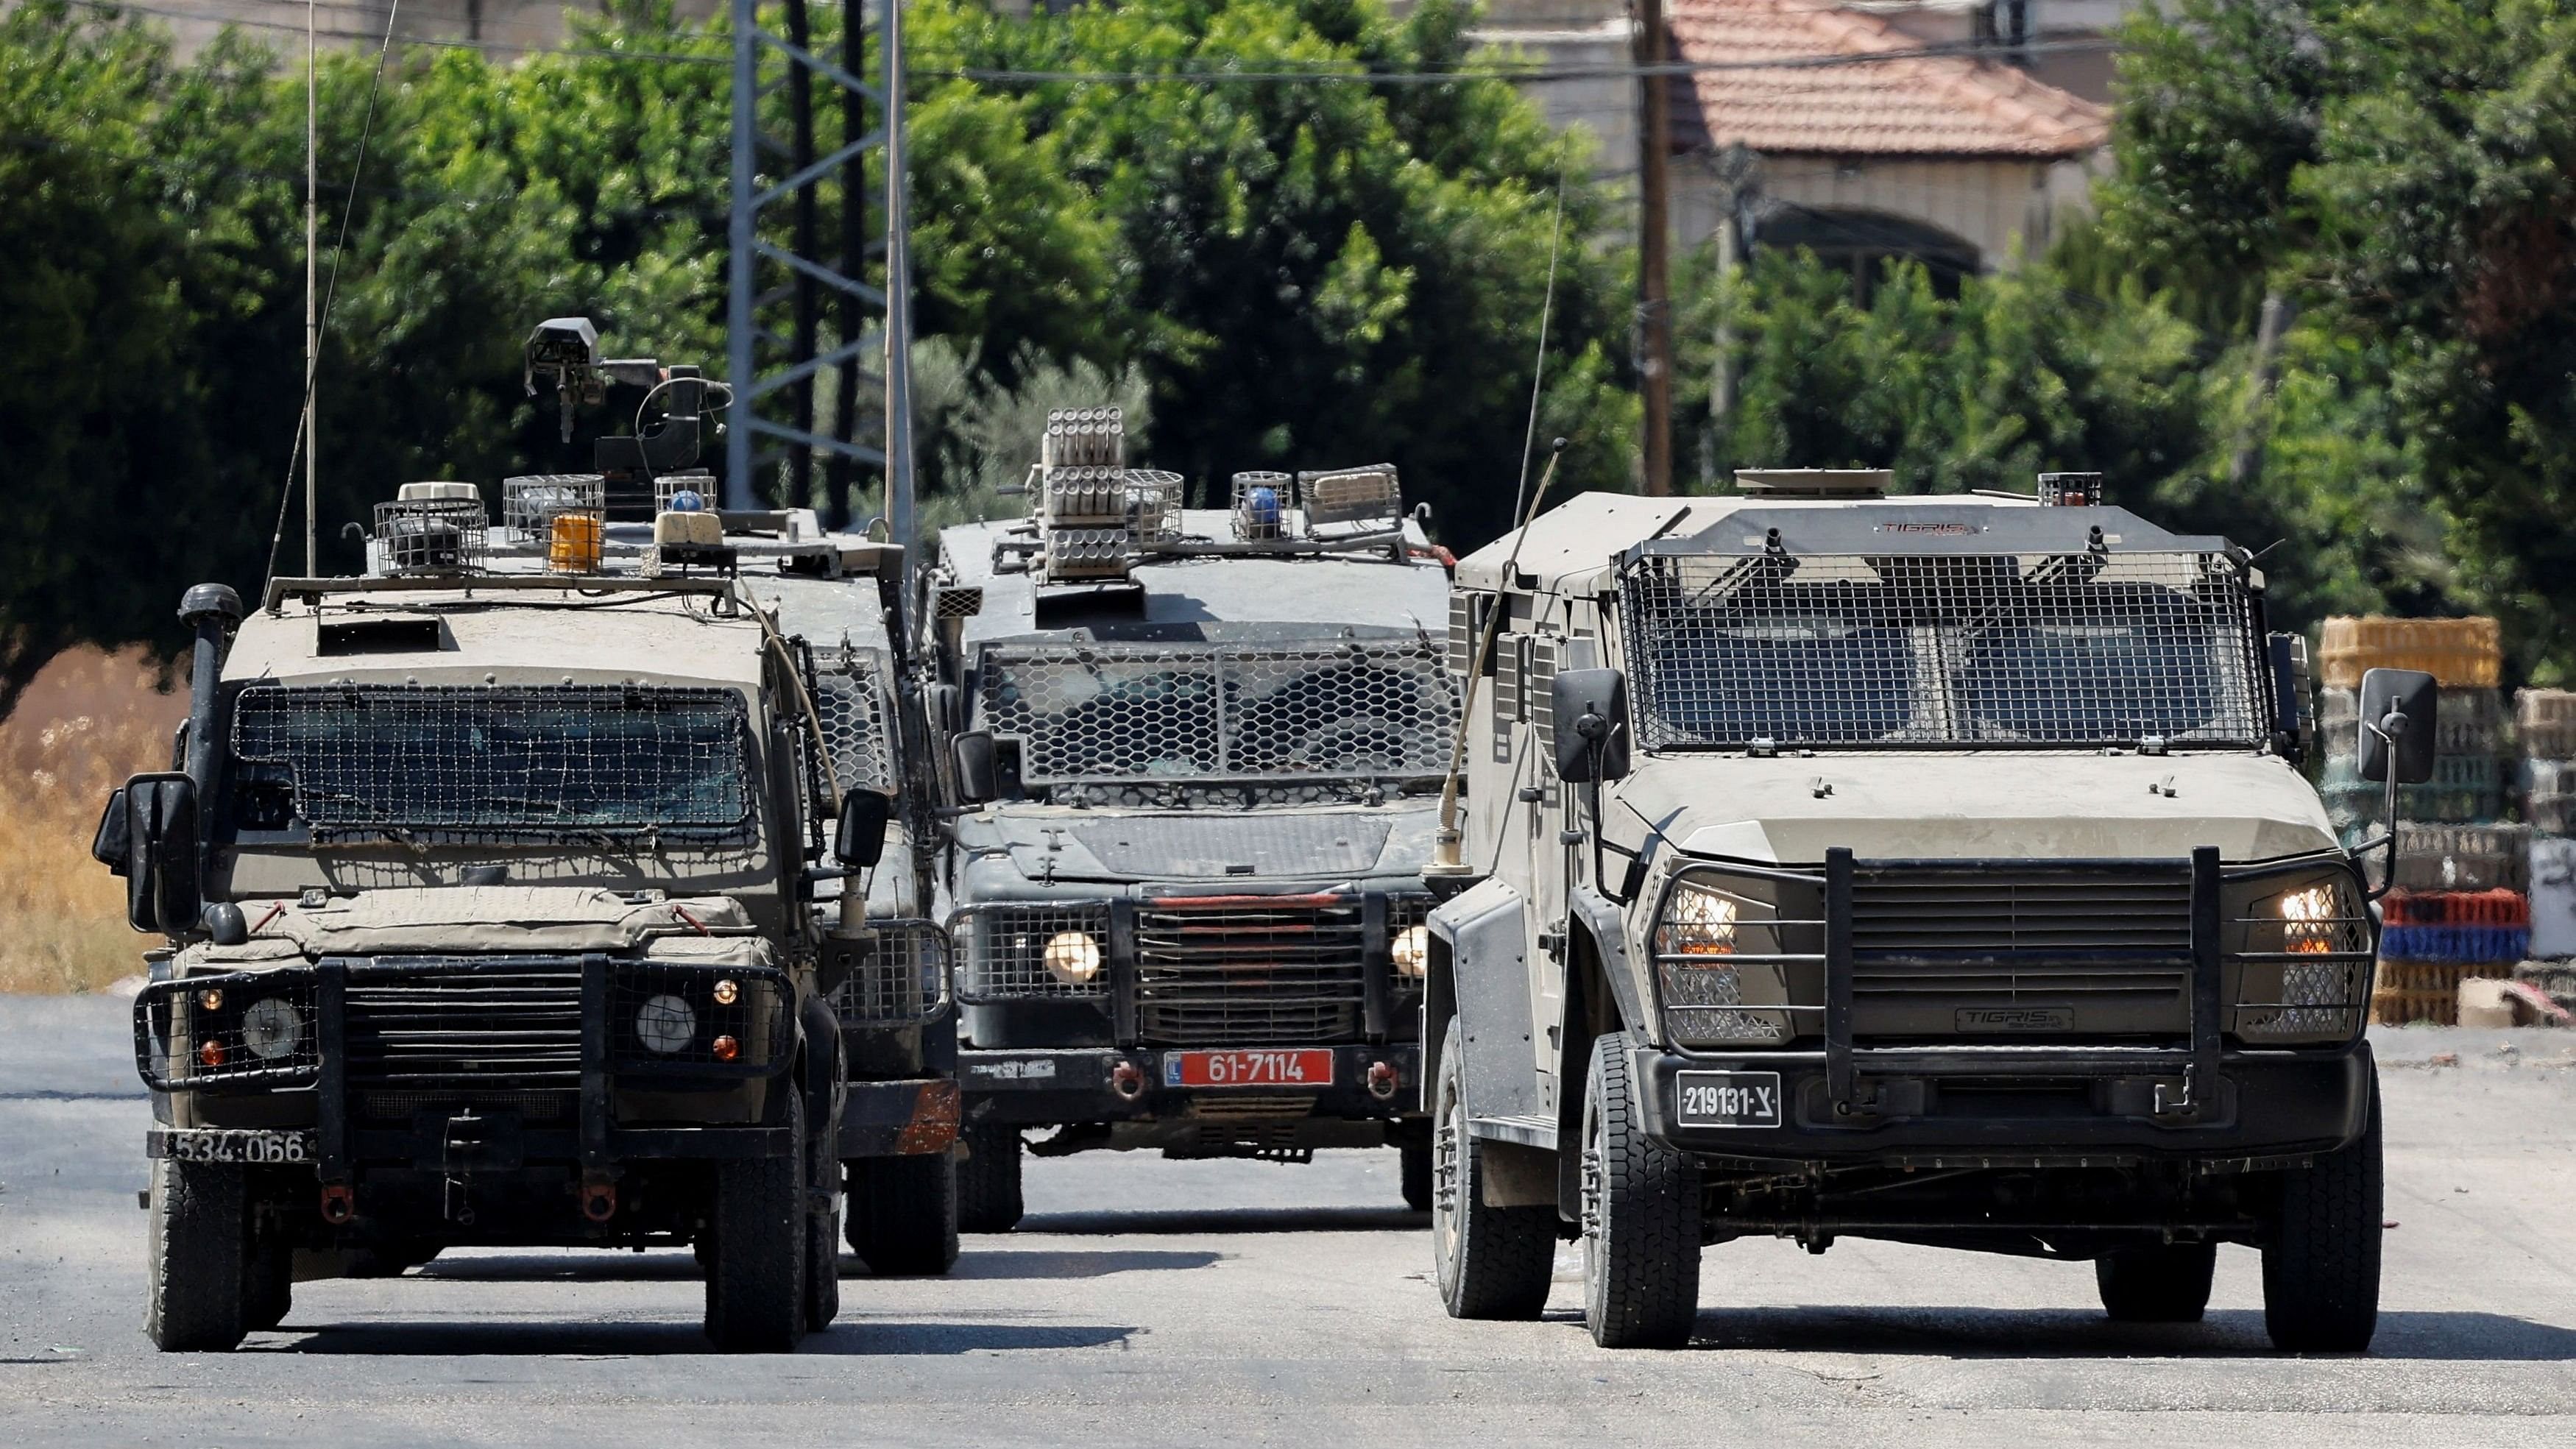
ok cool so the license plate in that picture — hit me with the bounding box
[1674,1071,1783,1129]
[152,1128,314,1164]
[1164,1049,1335,1088]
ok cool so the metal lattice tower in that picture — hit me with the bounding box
[727,0,915,545]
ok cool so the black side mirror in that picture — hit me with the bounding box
[2357,667,2438,784]
[952,730,999,804]
[836,790,891,868]
[120,773,201,934]
[1550,668,1631,783]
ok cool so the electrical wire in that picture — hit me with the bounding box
[259,0,400,590]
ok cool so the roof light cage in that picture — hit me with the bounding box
[502,475,607,542]
[1231,471,1294,540]
[1301,465,1402,531]
[373,497,489,575]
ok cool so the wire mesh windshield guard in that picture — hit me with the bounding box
[374,500,489,575]
[231,684,757,839]
[812,663,896,796]
[1618,550,2267,750]
[977,640,1459,784]
[824,919,952,1026]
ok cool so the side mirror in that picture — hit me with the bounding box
[1550,668,1631,783]
[119,773,202,934]
[835,790,891,868]
[2357,667,2438,784]
[952,730,999,804]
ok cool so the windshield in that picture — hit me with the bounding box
[231,684,756,837]
[1619,550,2265,749]
[978,640,1457,784]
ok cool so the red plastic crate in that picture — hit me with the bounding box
[2381,889,2531,927]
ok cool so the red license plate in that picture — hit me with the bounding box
[1163,1049,1335,1088]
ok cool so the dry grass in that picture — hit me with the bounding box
[0,647,186,993]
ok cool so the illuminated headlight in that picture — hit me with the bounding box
[2229,874,2369,1042]
[241,998,302,1062]
[1391,924,1429,977]
[636,993,697,1055]
[1043,930,1103,985]
[1654,875,1796,1048]
[1657,882,1739,957]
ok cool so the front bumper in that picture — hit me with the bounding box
[1632,1041,2372,1166]
[960,1043,1421,1127]
[135,954,801,1183]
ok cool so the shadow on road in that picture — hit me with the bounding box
[415,1255,704,1283]
[1635,1305,2576,1360]
[249,1317,1137,1356]
[948,1248,1222,1279]
[1016,1205,1426,1236]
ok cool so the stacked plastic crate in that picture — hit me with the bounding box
[2315,617,2532,1025]
[2516,690,2576,1010]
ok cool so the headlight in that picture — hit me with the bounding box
[2229,873,2371,1043]
[240,998,302,1062]
[1657,882,1739,956]
[636,993,697,1054]
[1043,929,1103,985]
[1391,924,1429,977]
[1652,874,1800,1048]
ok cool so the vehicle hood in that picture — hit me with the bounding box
[953,800,1441,888]
[184,886,765,963]
[1609,751,2338,864]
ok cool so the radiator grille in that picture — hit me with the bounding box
[342,961,585,1090]
[1136,899,1367,1046]
[1848,868,2193,1038]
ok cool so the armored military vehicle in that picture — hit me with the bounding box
[94,325,941,1350]
[917,410,1459,1228]
[1423,471,2432,1352]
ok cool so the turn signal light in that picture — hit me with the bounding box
[712,978,740,1006]
[197,1040,227,1069]
[197,988,224,1011]
[711,1034,740,1063]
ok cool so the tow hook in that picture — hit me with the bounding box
[1366,1060,1399,1100]
[580,1178,619,1223]
[318,1183,355,1225]
[1109,1060,1146,1100]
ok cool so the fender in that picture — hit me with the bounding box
[1553,889,1649,1219]
[1566,886,1647,1035]
[1427,878,1548,1134]
[797,991,846,1139]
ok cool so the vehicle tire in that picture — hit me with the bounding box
[846,1154,961,1275]
[704,1090,807,1353]
[1580,1030,1702,1349]
[955,1123,1025,1234]
[2262,1074,2382,1353]
[2095,1241,2215,1323]
[145,1158,250,1352]
[805,1122,842,1333]
[243,1209,294,1333]
[1400,1139,1433,1213]
[1430,1017,1555,1321]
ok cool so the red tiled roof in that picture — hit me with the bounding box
[1666,0,2109,158]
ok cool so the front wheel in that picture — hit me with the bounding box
[145,1158,250,1352]
[956,1123,1025,1234]
[846,1153,961,1275]
[2262,1074,2382,1353]
[704,1091,808,1353]
[1580,1030,1702,1349]
[1429,1017,1555,1320]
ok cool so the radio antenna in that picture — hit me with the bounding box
[302,0,317,575]
[1508,164,1568,530]
[262,0,404,589]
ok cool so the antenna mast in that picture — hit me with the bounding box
[302,1,319,575]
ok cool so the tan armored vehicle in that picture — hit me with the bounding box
[1424,472,2435,1353]
[96,324,932,1350]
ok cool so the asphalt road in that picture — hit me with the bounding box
[7,995,2576,1447]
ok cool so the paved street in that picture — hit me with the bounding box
[6,994,2576,1446]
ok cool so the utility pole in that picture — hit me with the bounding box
[1634,0,1674,496]
[302,0,317,574]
